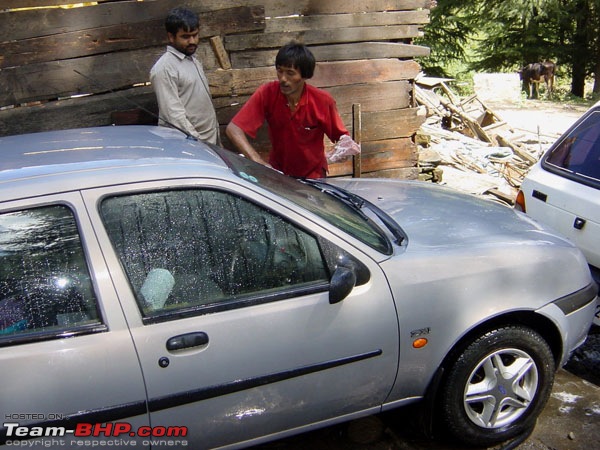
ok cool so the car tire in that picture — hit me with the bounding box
[439,325,555,447]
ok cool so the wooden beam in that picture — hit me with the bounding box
[328,138,418,176]
[0,86,158,137]
[210,36,232,70]
[207,59,420,97]
[327,81,412,114]
[0,6,264,69]
[225,25,422,51]
[264,10,429,33]
[352,103,362,177]
[311,59,421,87]
[231,43,430,69]
[1,1,429,41]
[344,107,426,141]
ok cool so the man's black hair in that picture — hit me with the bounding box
[165,7,199,35]
[275,42,316,79]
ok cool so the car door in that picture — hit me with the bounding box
[84,180,399,449]
[0,194,149,449]
[523,107,600,269]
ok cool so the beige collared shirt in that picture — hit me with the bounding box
[150,46,220,144]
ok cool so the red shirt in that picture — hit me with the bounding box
[231,81,348,178]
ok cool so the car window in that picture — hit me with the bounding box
[545,110,600,182]
[0,205,102,345]
[100,189,330,321]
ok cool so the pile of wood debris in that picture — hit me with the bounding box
[414,76,551,205]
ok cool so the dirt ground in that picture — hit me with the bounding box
[249,97,600,450]
[487,98,589,139]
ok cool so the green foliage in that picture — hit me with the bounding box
[416,0,600,97]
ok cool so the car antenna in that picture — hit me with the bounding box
[72,69,198,141]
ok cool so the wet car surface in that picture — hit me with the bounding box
[0,126,597,449]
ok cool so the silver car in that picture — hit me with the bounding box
[0,126,597,450]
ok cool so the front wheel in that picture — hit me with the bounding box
[438,326,555,447]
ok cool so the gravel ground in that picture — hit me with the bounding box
[566,326,600,386]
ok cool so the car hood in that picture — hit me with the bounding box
[326,178,569,250]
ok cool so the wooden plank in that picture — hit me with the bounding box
[207,60,420,98]
[254,0,431,17]
[265,11,429,33]
[0,85,244,137]
[232,43,430,69]
[3,0,117,8]
[362,167,419,179]
[210,36,232,70]
[0,6,264,69]
[312,42,430,62]
[1,0,429,41]
[0,86,158,137]
[186,0,431,18]
[225,25,422,51]
[352,103,362,177]
[0,47,164,107]
[2,56,416,107]
[327,81,412,113]
[342,107,426,141]
[0,43,226,107]
[0,0,268,42]
[1,1,167,41]
[328,138,418,176]
[216,82,411,125]
[311,59,421,87]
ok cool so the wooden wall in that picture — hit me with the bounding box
[0,0,431,178]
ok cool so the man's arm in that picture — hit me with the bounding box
[150,67,201,139]
[225,122,270,166]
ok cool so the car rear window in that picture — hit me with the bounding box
[0,205,102,345]
[544,110,600,183]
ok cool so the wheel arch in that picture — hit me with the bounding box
[420,310,562,439]
[440,311,563,374]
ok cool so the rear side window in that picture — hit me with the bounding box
[100,189,329,322]
[545,110,600,183]
[0,206,102,345]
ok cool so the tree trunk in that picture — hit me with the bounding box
[571,0,589,97]
[594,58,600,94]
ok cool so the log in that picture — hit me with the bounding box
[264,10,429,33]
[231,43,430,68]
[0,7,265,69]
[224,25,422,51]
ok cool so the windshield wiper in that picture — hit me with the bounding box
[300,179,405,246]
[300,179,367,215]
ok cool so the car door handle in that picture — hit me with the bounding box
[166,332,209,351]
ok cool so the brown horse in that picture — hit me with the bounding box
[520,61,556,98]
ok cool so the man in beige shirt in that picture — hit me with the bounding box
[150,7,220,144]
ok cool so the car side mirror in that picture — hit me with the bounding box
[329,266,356,304]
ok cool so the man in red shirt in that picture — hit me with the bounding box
[225,42,358,178]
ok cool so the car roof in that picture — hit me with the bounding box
[0,126,231,202]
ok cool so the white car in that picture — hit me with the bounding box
[516,100,600,325]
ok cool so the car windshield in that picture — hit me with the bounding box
[544,109,600,184]
[213,148,392,254]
